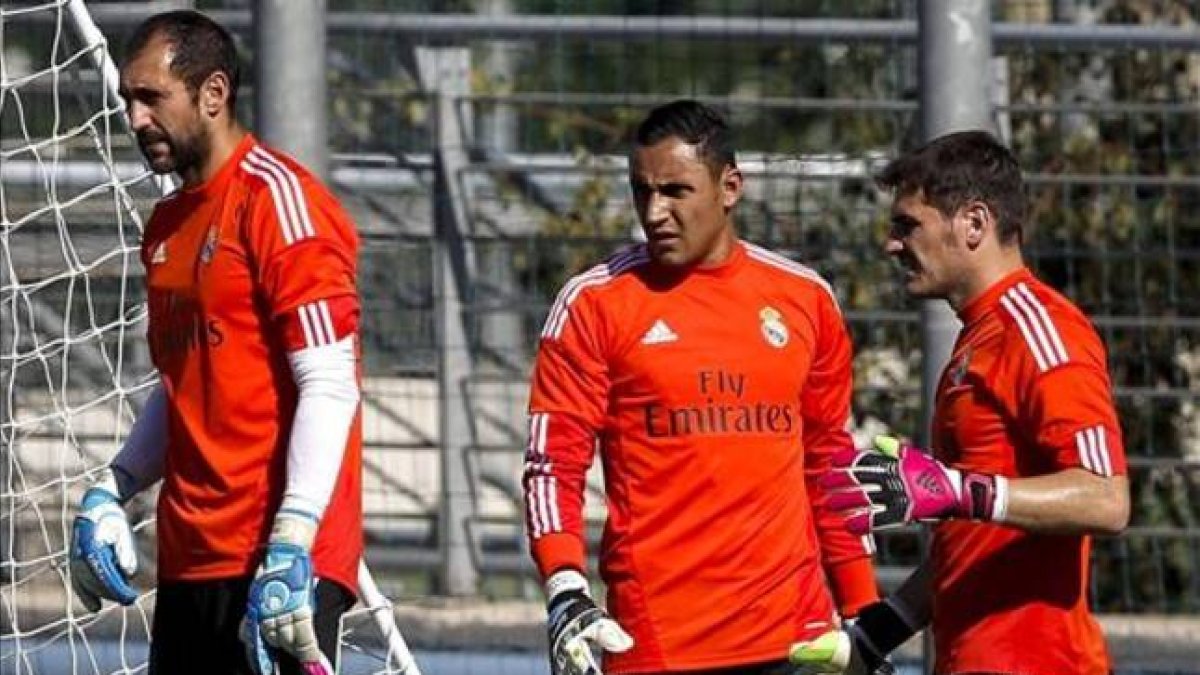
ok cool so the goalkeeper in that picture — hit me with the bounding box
[523,100,880,675]
[792,131,1129,675]
[68,11,362,675]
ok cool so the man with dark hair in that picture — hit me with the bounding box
[791,130,1129,675]
[523,99,879,675]
[67,10,362,675]
[634,99,738,175]
[124,9,242,112]
[874,130,1027,247]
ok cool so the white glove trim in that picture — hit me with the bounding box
[546,568,590,601]
[992,475,1010,523]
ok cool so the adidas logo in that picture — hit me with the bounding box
[917,471,943,494]
[641,319,678,345]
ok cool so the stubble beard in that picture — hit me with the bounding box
[141,122,210,178]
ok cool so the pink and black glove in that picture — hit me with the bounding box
[821,436,1008,534]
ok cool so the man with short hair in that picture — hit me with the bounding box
[791,130,1129,675]
[524,99,879,675]
[68,11,362,675]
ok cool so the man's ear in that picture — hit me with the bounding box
[721,165,744,210]
[960,200,994,250]
[200,71,232,119]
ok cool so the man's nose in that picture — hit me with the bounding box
[126,101,151,132]
[646,193,669,223]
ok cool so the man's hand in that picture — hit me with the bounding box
[241,509,331,675]
[790,599,915,675]
[545,569,633,675]
[69,468,138,612]
[821,436,1007,534]
[789,627,891,675]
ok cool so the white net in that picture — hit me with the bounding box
[1,3,417,673]
[2,1,160,672]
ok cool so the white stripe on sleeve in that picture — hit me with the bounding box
[1075,425,1113,477]
[525,412,565,539]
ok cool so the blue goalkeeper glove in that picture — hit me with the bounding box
[69,468,138,612]
[545,569,633,675]
[790,599,915,675]
[241,508,332,675]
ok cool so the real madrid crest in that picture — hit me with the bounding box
[949,347,973,387]
[199,226,219,264]
[759,306,788,348]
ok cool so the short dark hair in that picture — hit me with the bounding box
[634,100,736,175]
[876,130,1027,244]
[125,10,241,109]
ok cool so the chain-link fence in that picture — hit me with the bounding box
[4,1,1198,673]
[317,0,1200,610]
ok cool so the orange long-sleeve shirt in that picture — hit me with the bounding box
[142,134,362,593]
[524,241,876,673]
[930,267,1126,675]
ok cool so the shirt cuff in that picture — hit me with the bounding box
[827,557,880,618]
[531,532,587,580]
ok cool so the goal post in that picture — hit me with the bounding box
[1,2,418,673]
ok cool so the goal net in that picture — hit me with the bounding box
[1,2,417,673]
[3,0,159,671]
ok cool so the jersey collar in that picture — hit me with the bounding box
[958,266,1035,326]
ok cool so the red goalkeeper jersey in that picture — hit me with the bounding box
[930,267,1126,675]
[525,241,876,673]
[141,134,362,593]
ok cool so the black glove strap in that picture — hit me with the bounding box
[547,589,594,637]
[854,600,917,656]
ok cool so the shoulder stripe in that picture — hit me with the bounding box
[248,146,316,241]
[542,266,609,340]
[240,156,297,243]
[1076,425,1113,477]
[1000,283,1070,372]
[541,246,649,340]
[239,146,316,245]
[1015,283,1070,363]
[250,147,317,240]
[1000,293,1049,371]
[744,243,841,312]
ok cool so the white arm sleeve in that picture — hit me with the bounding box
[110,382,169,501]
[280,335,361,519]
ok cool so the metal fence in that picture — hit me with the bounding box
[313,3,1200,613]
[3,1,1199,671]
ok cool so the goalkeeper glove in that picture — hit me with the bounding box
[545,569,633,675]
[790,599,916,675]
[822,436,1008,534]
[241,507,332,675]
[69,467,138,612]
